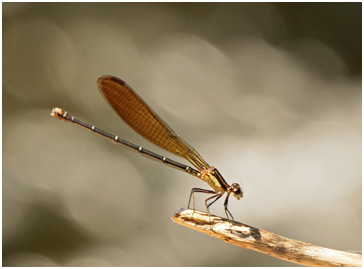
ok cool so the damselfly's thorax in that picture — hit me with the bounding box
[199,166,243,200]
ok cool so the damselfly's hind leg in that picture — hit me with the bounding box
[188,188,216,211]
[205,193,223,224]
[188,188,225,225]
[187,189,235,228]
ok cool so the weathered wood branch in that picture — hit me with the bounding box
[172,209,361,267]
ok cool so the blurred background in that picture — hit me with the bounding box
[3,2,361,267]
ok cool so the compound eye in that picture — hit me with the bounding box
[231,183,243,199]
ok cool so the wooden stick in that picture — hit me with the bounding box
[171,209,361,267]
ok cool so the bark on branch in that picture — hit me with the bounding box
[171,209,361,267]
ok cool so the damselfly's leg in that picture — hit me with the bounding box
[205,193,223,224]
[223,192,234,224]
[188,188,216,211]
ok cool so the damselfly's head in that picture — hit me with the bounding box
[230,183,243,200]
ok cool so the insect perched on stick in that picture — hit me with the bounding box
[51,75,243,221]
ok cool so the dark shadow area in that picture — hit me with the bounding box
[3,200,92,265]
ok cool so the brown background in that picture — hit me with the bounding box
[3,2,361,266]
